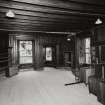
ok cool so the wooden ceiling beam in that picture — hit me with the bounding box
[0,28,80,34]
[0,7,80,19]
[0,26,87,33]
[0,21,94,31]
[0,0,105,33]
[0,22,94,29]
[0,0,105,17]
[12,0,105,8]
[0,12,96,23]
[1,7,103,23]
[69,0,105,6]
[0,17,95,26]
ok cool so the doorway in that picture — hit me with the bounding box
[64,51,72,67]
[19,40,33,68]
[43,46,56,67]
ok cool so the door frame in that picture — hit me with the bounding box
[64,51,73,67]
[43,44,56,67]
[17,40,34,69]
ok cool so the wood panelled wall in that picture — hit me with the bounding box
[36,33,75,68]
[0,31,8,50]
[8,32,75,70]
[92,25,105,78]
[93,25,105,44]
[0,0,104,32]
[9,34,18,65]
[0,31,9,74]
[74,31,93,70]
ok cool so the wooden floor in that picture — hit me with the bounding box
[0,67,102,105]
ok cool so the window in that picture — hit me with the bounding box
[85,38,91,64]
[19,41,33,64]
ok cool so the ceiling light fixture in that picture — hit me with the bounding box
[67,38,71,41]
[6,10,15,18]
[95,18,102,24]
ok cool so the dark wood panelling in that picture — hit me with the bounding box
[94,25,105,42]
[9,34,18,65]
[38,34,75,67]
[34,35,42,69]
[0,16,95,26]
[0,31,9,75]
[37,34,59,67]
[0,0,105,71]
[9,33,74,69]
[12,0,105,8]
[0,12,96,23]
[0,22,95,33]
[71,0,105,5]
[0,0,105,33]
[0,31,8,49]
[0,0,105,15]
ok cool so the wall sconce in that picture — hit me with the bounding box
[95,18,102,24]
[6,10,15,18]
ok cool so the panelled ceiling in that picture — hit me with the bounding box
[0,0,105,34]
